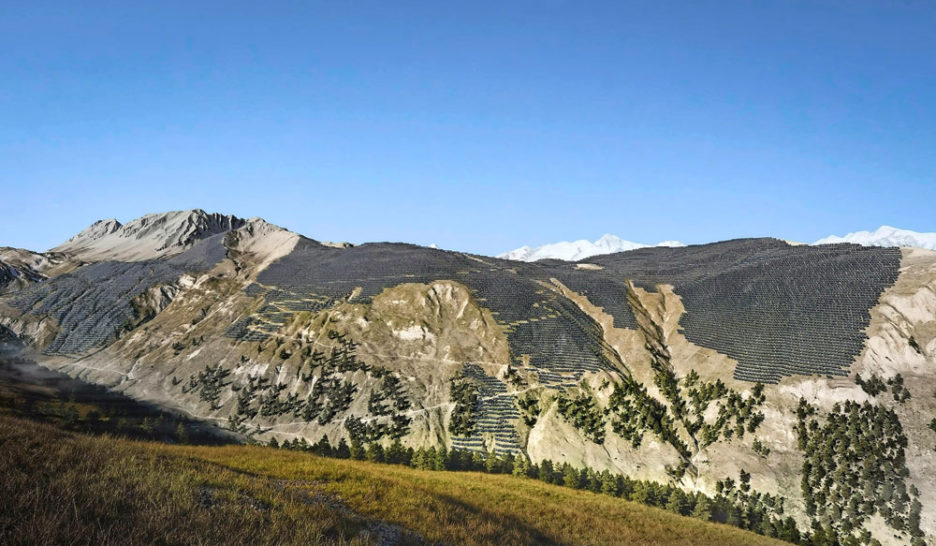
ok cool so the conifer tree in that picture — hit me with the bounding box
[433,446,448,470]
[349,438,365,460]
[365,442,385,463]
[512,454,530,477]
[335,438,351,458]
[387,439,406,464]
[471,450,485,470]
[175,422,189,444]
[562,463,581,489]
[484,453,500,474]
[411,447,427,469]
[691,496,713,521]
[599,470,618,496]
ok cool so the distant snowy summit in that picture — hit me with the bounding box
[499,226,936,262]
[813,226,936,251]
[498,234,685,262]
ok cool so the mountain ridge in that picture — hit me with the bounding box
[50,209,248,262]
[1,209,934,545]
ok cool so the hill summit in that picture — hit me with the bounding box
[51,209,247,262]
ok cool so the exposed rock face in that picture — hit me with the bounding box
[1,211,935,544]
[51,209,246,262]
[223,217,302,273]
[0,257,43,295]
[0,247,75,295]
[61,218,123,244]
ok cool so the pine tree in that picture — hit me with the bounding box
[739,469,751,493]
[349,438,365,460]
[365,442,385,463]
[84,410,102,431]
[630,482,653,505]
[387,439,406,465]
[665,490,685,515]
[908,498,923,537]
[599,470,618,496]
[116,417,130,435]
[471,451,485,471]
[484,453,500,474]
[175,422,189,444]
[501,453,515,475]
[562,463,581,489]
[691,496,713,521]
[538,460,555,483]
[423,447,437,470]
[433,447,448,471]
[411,447,427,469]
[726,504,743,527]
[586,468,600,493]
[512,455,530,477]
[335,438,351,458]
[312,436,333,456]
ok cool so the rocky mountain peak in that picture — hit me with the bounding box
[119,209,245,249]
[62,218,123,245]
[50,209,247,262]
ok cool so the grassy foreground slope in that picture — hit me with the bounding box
[0,415,785,546]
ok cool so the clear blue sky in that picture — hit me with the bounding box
[2,1,934,255]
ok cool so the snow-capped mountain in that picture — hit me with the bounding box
[498,234,686,262]
[813,226,936,251]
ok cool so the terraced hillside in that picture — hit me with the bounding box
[244,237,901,385]
[544,239,902,383]
[1,211,933,546]
[245,240,617,391]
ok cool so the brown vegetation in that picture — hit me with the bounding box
[0,414,785,545]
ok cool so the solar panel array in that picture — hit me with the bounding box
[9,235,228,355]
[253,241,615,388]
[9,232,901,452]
[545,239,901,383]
[449,363,523,455]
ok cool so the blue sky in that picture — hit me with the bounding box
[1,1,934,255]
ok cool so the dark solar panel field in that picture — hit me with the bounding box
[544,239,901,382]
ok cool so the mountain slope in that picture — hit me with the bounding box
[0,247,74,295]
[1,210,934,545]
[0,414,788,546]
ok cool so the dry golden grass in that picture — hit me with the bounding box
[0,415,786,545]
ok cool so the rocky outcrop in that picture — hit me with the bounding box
[51,209,246,262]
[0,247,74,294]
